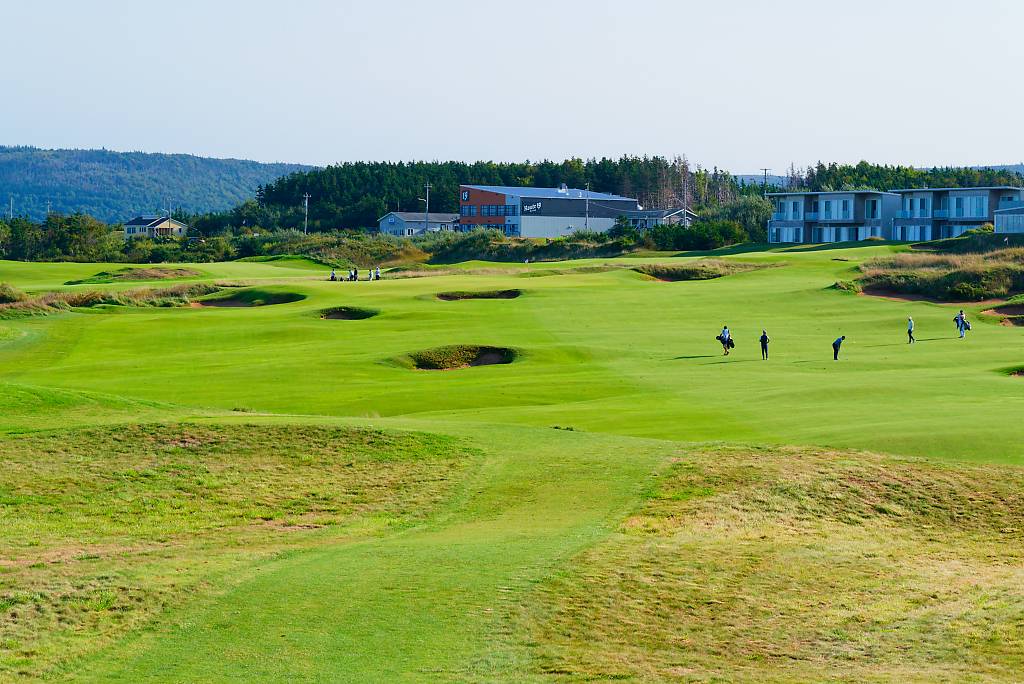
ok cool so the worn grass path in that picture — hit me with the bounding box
[74,422,672,682]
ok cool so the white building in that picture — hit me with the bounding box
[378,212,459,237]
[123,215,188,240]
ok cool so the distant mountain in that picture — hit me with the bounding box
[0,146,314,223]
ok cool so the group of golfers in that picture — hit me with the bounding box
[330,266,381,282]
[717,311,971,361]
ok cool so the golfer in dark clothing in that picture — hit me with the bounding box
[833,335,846,361]
[759,330,770,360]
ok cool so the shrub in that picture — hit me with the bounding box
[0,282,27,304]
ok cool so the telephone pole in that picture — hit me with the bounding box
[303,193,311,235]
[760,168,772,197]
[584,182,590,231]
[8,195,12,220]
[423,182,431,232]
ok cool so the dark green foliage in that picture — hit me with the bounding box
[799,161,1023,192]
[648,220,748,251]
[0,146,310,223]
[246,157,754,232]
[425,229,633,264]
[699,196,773,242]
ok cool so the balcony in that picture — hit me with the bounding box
[805,212,819,220]
[998,200,1024,211]
[819,214,852,222]
[897,211,933,220]
[934,209,949,218]
[771,212,786,220]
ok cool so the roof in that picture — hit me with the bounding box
[995,206,1024,215]
[888,186,1024,193]
[123,215,188,228]
[378,212,459,223]
[461,185,636,202]
[767,190,899,197]
[625,208,697,219]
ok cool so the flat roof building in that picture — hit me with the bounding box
[378,211,459,237]
[767,191,900,244]
[891,186,1024,240]
[458,184,640,238]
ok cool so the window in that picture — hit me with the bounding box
[811,200,819,212]
[791,200,800,218]
[865,199,878,219]
[955,197,964,217]
[841,199,850,218]
[824,200,832,218]
[919,197,929,215]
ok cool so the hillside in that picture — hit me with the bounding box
[0,146,313,223]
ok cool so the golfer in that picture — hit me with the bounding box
[907,316,915,344]
[833,335,846,361]
[719,325,731,356]
[759,329,770,360]
[955,310,968,339]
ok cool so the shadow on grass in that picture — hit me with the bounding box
[673,355,717,360]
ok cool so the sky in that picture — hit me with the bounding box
[2,0,1023,174]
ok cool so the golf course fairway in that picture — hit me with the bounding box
[3,244,1024,681]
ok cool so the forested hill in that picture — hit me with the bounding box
[0,146,312,223]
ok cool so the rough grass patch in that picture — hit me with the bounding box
[0,423,474,677]
[65,267,202,285]
[520,446,1024,681]
[0,284,222,318]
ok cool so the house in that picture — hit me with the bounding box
[623,207,697,230]
[458,184,640,238]
[123,215,188,240]
[378,212,459,237]
[767,191,900,243]
[891,187,1024,240]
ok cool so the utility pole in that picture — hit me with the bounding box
[46,200,51,217]
[303,193,311,235]
[585,182,590,231]
[8,195,12,220]
[760,168,772,197]
[423,182,431,232]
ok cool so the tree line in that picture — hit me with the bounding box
[187,156,768,233]
[784,161,1024,192]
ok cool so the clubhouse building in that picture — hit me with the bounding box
[769,186,1024,243]
[458,184,641,238]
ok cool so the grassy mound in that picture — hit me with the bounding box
[319,306,379,320]
[633,259,762,282]
[65,267,202,285]
[436,289,522,301]
[401,345,517,370]
[0,282,27,304]
[522,446,1024,681]
[0,283,221,318]
[0,423,472,677]
[194,288,305,308]
[859,250,1024,301]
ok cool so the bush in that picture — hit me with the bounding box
[648,220,748,251]
[0,282,27,303]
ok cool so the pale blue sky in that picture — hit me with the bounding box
[2,0,1022,173]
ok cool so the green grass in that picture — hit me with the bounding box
[2,243,1024,680]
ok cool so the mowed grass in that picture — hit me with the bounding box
[2,243,1024,680]
[523,445,1024,682]
[0,423,473,679]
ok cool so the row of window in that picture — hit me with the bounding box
[460,204,519,217]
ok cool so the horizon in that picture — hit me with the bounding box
[2,1,1022,172]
